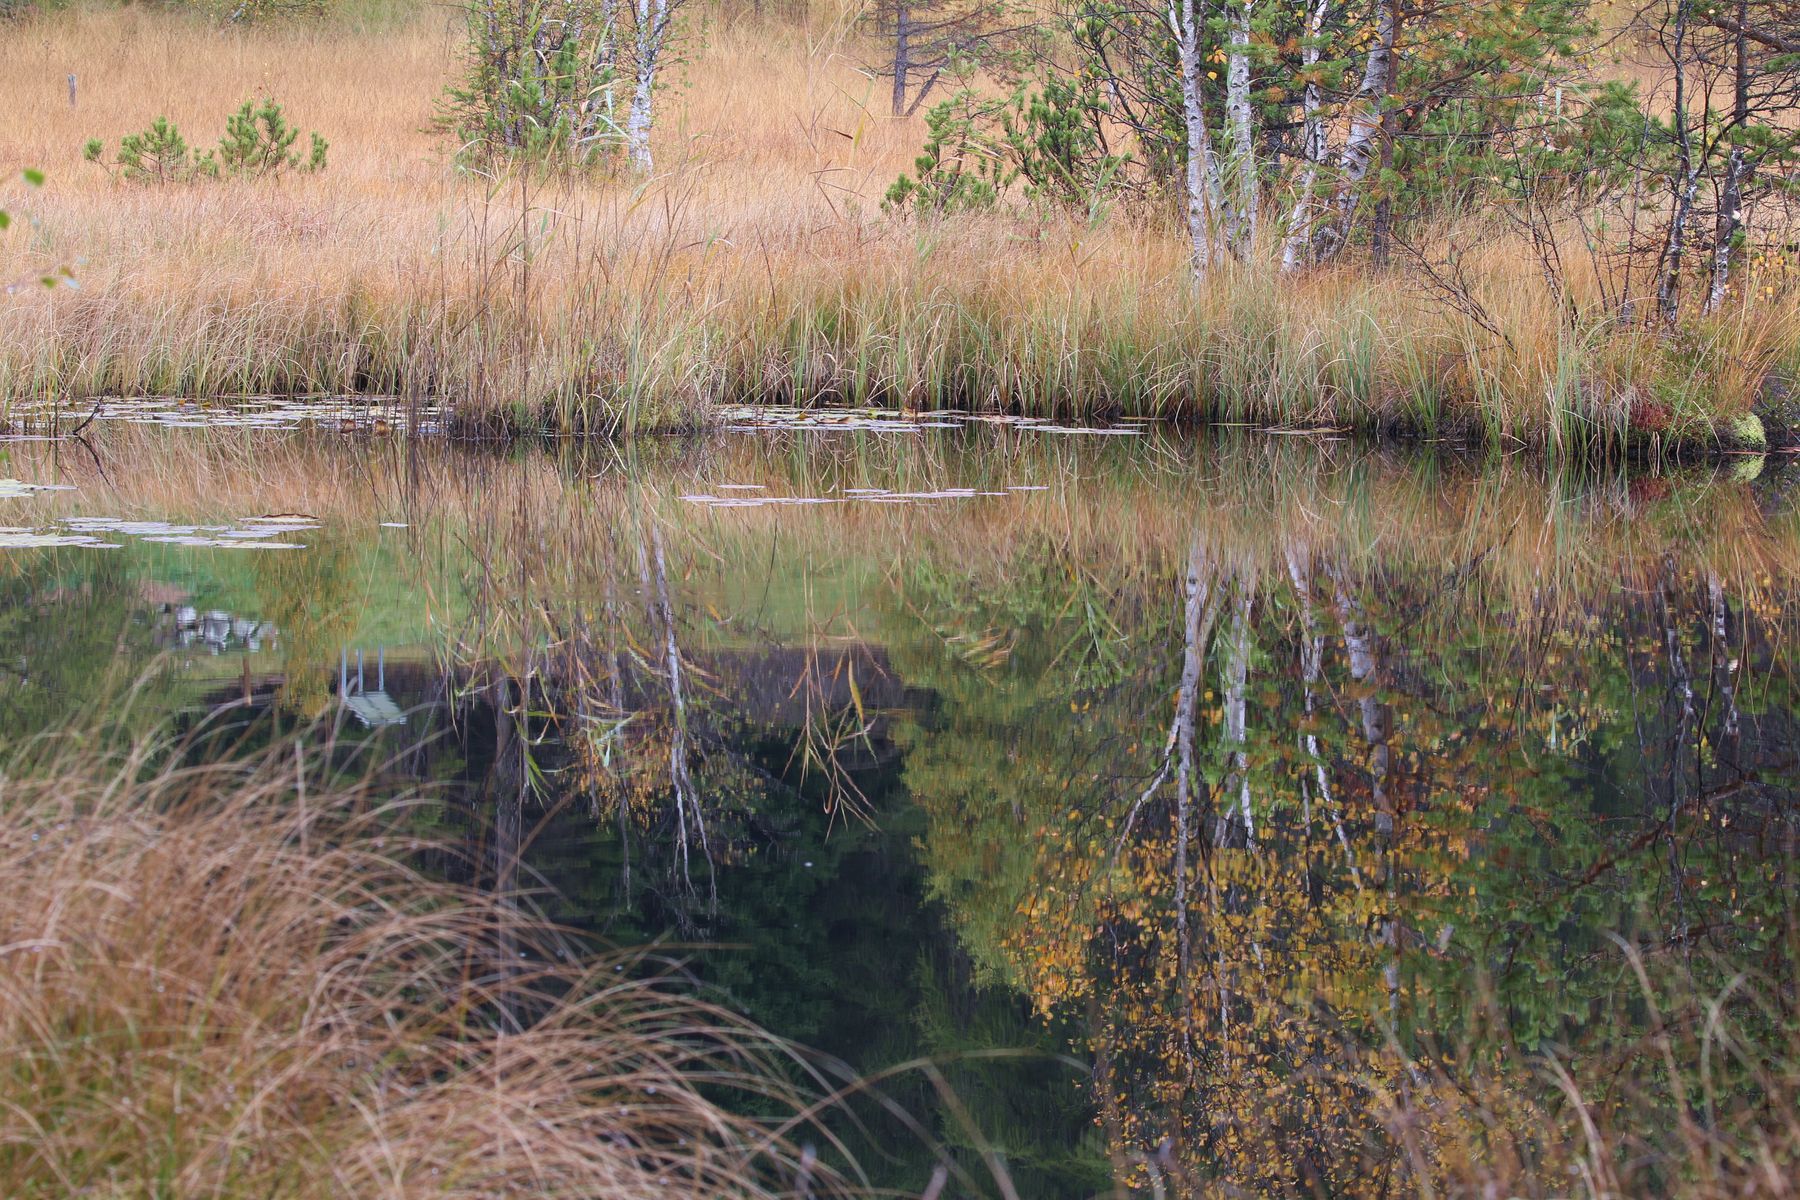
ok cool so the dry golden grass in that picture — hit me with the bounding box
[0,730,839,1198]
[0,2,1795,444]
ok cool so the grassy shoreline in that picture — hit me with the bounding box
[2,6,1796,456]
[3,251,1787,454]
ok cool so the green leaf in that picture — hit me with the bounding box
[21,169,45,187]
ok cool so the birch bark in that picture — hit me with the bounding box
[1313,0,1396,263]
[1175,0,1228,273]
[1224,0,1259,253]
[625,0,670,172]
[1280,0,1331,271]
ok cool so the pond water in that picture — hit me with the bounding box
[2,416,1796,1196]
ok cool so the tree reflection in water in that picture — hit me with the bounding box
[1,427,1796,1195]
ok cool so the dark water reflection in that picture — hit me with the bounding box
[1,425,1797,1196]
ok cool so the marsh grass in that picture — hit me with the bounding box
[2,6,1796,450]
[0,728,844,1198]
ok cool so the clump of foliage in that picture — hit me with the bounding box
[444,4,620,167]
[1000,76,1130,213]
[84,117,210,184]
[0,168,73,294]
[885,75,1129,217]
[0,167,41,232]
[84,100,327,184]
[216,98,330,176]
[884,87,1017,215]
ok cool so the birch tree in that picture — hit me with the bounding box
[624,0,676,172]
[1173,0,1229,272]
[1659,0,1800,316]
[1223,0,1259,252]
[451,0,677,170]
[1280,0,1333,270]
[1655,0,1700,323]
[1311,0,1397,263]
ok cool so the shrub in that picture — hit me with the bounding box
[884,88,1016,216]
[84,100,327,184]
[216,97,330,177]
[886,76,1128,218]
[443,0,623,168]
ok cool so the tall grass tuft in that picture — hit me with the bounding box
[0,731,836,1198]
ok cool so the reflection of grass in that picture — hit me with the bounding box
[1370,950,1800,1200]
[1,8,1792,451]
[0,732,833,1198]
[8,425,1799,656]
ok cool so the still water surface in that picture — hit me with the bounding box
[1,417,1795,1195]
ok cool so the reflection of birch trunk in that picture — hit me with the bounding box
[636,521,711,892]
[1330,566,1398,1015]
[1116,537,1220,1078]
[1221,578,1256,846]
[601,553,631,897]
[1171,539,1213,1068]
[491,674,525,1033]
[1120,538,1217,848]
[1285,548,1363,887]
[1707,573,1742,749]
[1657,565,1695,934]
[1331,573,1391,832]
[1661,567,1697,732]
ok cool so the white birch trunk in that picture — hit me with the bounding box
[1225,0,1258,254]
[1313,0,1396,263]
[1280,0,1330,271]
[1706,148,1747,313]
[625,0,669,173]
[1174,0,1227,275]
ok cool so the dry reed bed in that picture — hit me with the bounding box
[0,733,836,1198]
[2,7,1793,452]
